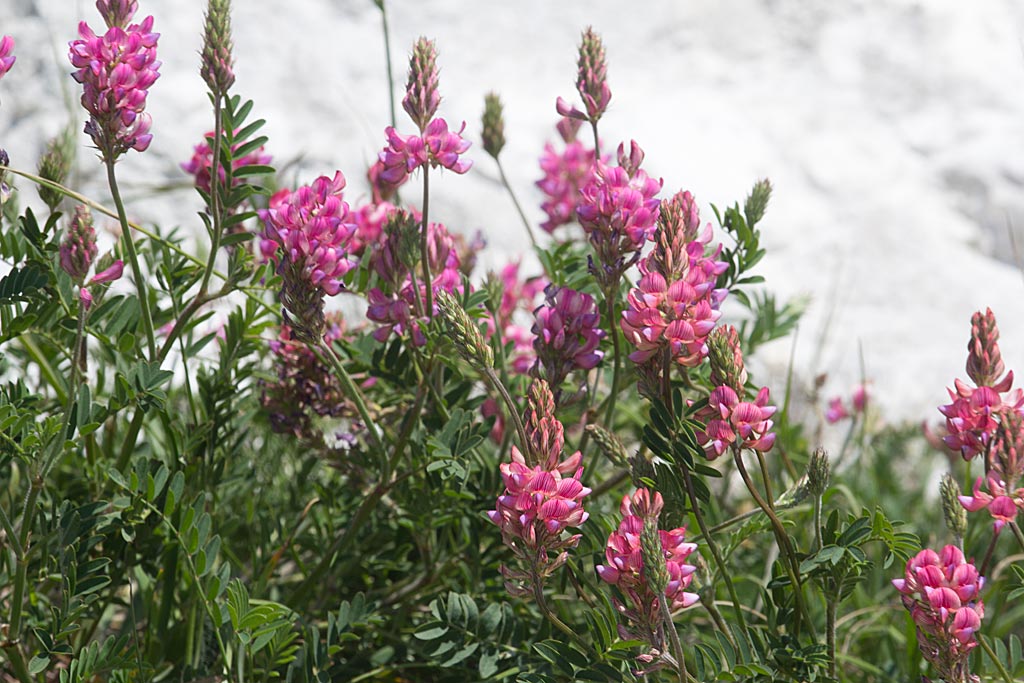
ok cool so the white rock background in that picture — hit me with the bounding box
[5,0,1024,425]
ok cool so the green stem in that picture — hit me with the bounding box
[1,647,32,683]
[978,635,1015,683]
[320,340,385,455]
[495,157,537,251]
[20,334,67,404]
[679,464,745,647]
[483,367,529,459]
[419,166,434,319]
[826,596,837,679]
[1010,521,1024,555]
[732,448,816,639]
[602,290,622,429]
[531,574,590,654]
[199,96,225,296]
[659,592,689,683]
[378,0,397,129]
[105,157,157,359]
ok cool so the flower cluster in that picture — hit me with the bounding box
[939,309,1024,461]
[536,117,603,234]
[825,383,869,424]
[69,5,160,159]
[378,38,471,186]
[487,380,590,596]
[366,216,463,346]
[258,172,356,343]
[59,205,99,283]
[576,141,662,288]
[892,545,985,683]
[0,35,15,80]
[958,410,1024,533]
[531,285,605,394]
[181,129,272,196]
[621,190,728,386]
[259,319,349,438]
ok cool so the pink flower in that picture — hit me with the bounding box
[892,545,984,682]
[0,35,16,80]
[181,129,272,195]
[958,474,1024,533]
[536,135,603,234]
[531,285,605,392]
[825,397,849,424]
[258,172,356,298]
[96,0,138,28]
[939,378,1022,461]
[825,384,870,424]
[555,27,611,124]
[487,444,590,595]
[378,118,472,186]
[69,12,160,159]
[79,259,124,310]
[695,386,777,459]
[576,147,662,287]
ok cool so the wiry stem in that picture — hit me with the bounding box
[105,157,156,359]
[419,166,434,319]
[320,340,384,455]
[495,157,537,250]
[659,593,689,683]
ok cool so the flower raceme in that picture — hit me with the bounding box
[892,545,985,683]
[536,117,603,234]
[531,285,605,392]
[695,385,777,459]
[69,9,160,159]
[378,118,472,186]
[258,172,356,343]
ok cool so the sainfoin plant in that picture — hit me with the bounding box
[1,3,1024,683]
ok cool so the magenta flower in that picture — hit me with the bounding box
[0,35,15,80]
[825,384,869,424]
[69,12,160,159]
[695,385,777,460]
[597,489,698,610]
[536,120,604,233]
[555,27,612,124]
[487,444,590,596]
[825,397,848,424]
[181,129,272,195]
[576,144,662,287]
[79,259,124,310]
[958,474,1024,533]
[892,545,984,682]
[378,119,472,186]
[96,0,138,28]
[531,285,605,392]
[939,378,1022,461]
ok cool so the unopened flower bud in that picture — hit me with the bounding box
[96,0,138,28]
[37,127,74,212]
[201,0,235,95]
[59,205,98,283]
[641,517,669,595]
[575,27,611,123]
[403,37,440,132]
[707,325,747,394]
[940,473,968,544]
[586,423,630,467]
[556,116,582,144]
[807,447,830,497]
[965,308,1004,388]
[744,178,772,226]
[481,92,505,159]
[629,451,657,488]
[435,290,493,371]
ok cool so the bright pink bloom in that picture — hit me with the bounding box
[695,386,777,459]
[181,129,272,195]
[536,135,603,234]
[79,259,124,310]
[958,474,1024,533]
[258,172,356,297]
[532,285,605,391]
[378,118,471,186]
[487,445,590,595]
[576,146,662,287]
[892,545,984,682]
[0,35,15,79]
[69,13,160,159]
[939,377,1022,461]
[825,384,869,424]
[825,397,849,424]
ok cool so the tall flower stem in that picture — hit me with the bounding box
[602,290,622,428]
[530,570,591,654]
[679,464,745,647]
[659,593,689,683]
[826,598,837,679]
[732,447,815,638]
[320,339,384,455]
[377,0,397,129]
[106,158,157,359]
[419,166,434,318]
[978,635,1015,683]
[495,157,537,250]
[198,96,224,296]
[483,367,529,455]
